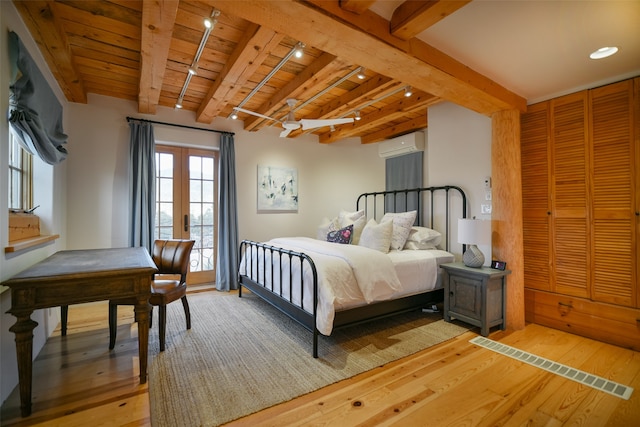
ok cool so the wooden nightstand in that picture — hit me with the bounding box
[441,262,511,336]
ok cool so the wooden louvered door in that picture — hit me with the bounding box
[521,102,552,291]
[589,80,637,307]
[550,92,590,298]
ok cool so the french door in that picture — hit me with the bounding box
[155,145,217,285]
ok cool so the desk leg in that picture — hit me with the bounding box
[134,298,150,384]
[9,310,38,417]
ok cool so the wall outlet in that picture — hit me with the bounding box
[481,203,492,214]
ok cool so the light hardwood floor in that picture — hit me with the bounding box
[2,289,639,426]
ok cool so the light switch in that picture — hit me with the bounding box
[484,176,492,189]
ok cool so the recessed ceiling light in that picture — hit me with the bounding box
[589,46,618,60]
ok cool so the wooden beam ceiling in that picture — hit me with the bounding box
[210,0,526,115]
[138,0,179,114]
[12,0,527,145]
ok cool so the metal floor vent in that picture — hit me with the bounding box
[470,336,634,400]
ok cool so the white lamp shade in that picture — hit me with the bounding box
[458,219,491,245]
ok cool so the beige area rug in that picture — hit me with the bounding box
[148,292,470,426]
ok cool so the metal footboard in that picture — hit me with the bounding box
[238,240,320,357]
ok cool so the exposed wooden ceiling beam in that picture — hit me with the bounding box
[211,0,526,115]
[12,0,87,103]
[196,24,284,123]
[319,91,438,143]
[390,1,472,40]
[360,113,429,144]
[339,0,376,14]
[138,0,179,114]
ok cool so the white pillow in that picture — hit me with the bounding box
[381,211,417,251]
[358,219,393,253]
[403,240,437,250]
[338,209,365,224]
[403,226,442,249]
[317,217,339,240]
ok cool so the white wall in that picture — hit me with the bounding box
[235,132,384,242]
[426,102,492,262]
[1,1,68,404]
[65,95,385,249]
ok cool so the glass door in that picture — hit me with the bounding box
[155,145,217,285]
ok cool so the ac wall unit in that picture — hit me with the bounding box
[378,132,425,158]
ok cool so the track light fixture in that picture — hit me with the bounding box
[355,110,361,121]
[176,9,219,109]
[230,109,238,120]
[404,86,413,97]
[294,42,305,59]
[357,67,366,80]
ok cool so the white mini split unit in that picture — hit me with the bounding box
[378,132,425,158]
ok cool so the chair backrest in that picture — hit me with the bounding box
[151,240,195,281]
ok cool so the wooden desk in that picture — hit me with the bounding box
[2,247,157,417]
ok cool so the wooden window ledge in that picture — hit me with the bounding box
[5,234,60,254]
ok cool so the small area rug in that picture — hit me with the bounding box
[148,292,470,426]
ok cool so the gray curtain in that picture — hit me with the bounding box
[8,31,68,165]
[385,152,423,214]
[216,133,239,291]
[129,121,156,252]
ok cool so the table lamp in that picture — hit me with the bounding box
[458,218,491,268]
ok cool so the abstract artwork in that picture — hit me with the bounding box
[257,165,298,212]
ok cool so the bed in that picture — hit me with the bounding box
[238,186,467,357]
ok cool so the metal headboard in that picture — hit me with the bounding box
[356,186,467,252]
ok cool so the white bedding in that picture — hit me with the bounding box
[239,237,452,335]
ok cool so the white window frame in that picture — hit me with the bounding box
[8,129,33,211]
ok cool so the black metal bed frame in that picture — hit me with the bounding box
[238,186,467,358]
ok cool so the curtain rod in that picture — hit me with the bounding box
[126,116,234,136]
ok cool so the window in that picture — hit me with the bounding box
[155,145,217,285]
[8,129,32,210]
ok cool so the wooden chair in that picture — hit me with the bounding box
[109,239,195,351]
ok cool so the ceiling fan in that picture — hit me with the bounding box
[233,98,355,138]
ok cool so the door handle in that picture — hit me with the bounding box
[184,214,189,232]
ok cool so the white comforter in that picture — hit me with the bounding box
[239,237,402,335]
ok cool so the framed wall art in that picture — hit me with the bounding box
[257,165,298,212]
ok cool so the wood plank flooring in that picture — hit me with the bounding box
[2,289,639,426]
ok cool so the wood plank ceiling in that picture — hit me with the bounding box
[13,0,526,144]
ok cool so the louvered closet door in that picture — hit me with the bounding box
[521,102,552,290]
[590,80,636,307]
[551,92,590,298]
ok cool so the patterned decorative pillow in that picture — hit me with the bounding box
[358,219,393,253]
[327,224,353,244]
[381,210,417,251]
[339,215,366,245]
